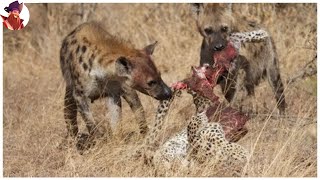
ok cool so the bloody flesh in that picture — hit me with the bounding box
[171,43,248,142]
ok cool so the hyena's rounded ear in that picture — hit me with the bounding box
[190,3,204,18]
[115,56,133,77]
[190,3,205,36]
[143,41,158,56]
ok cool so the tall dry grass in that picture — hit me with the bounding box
[3,3,317,177]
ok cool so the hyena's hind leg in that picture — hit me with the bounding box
[64,86,79,138]
[73,93,101,137]
[266,40,286,114]
[267,60,286,114]
[58,86,79,150]
[73,92,104,152]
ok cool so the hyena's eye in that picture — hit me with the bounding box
[221,26,229,32]
[147,80,157,87]
[204,27,213,35]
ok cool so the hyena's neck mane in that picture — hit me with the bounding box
[104,37,141,56]
[76,22,141,57]
[230,13,263,33]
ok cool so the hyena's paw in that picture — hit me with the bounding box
[92,128,107,139]
[76,133,96,155]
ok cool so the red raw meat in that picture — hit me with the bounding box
[213,41,238,70]
[171,63,248,142]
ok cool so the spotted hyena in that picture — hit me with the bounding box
[191,3,286,114]
[60,22,172,146]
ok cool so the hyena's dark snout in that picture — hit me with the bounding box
[209,33,228,52]
[155,82,172,100]
[213,43,226,51]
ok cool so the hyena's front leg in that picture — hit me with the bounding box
[238,55,255,96]
[106,95,122,132]
[64,86,79,138]
[220,73,237,103]
[122,89,148,136]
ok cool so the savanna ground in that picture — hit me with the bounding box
[3,3,317,177]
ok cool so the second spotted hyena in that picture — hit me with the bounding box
[60,22,172,143]
[191,4,286,114]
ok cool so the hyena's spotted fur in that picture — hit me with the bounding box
[60,22,172,147]
[191,3,286,114]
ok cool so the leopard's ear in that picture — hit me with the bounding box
[191,66,200,78]
[191,66,198,74]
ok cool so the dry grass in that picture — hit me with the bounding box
[3,3,317,177]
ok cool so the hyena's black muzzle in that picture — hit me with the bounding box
[204,31,228,52]
[153,80,172,100]
[136,79,173,100]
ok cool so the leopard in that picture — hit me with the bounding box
[141,29,267,167]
